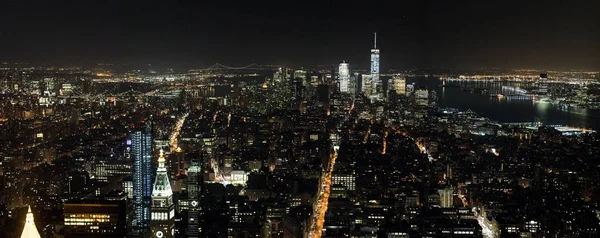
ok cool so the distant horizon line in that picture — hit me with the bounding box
[0,61,598,73]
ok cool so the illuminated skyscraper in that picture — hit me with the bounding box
[370,32,380,97]
[187,155,203,238]
[538,73,548,95]
[150,150,175,238]
[391,76,406,95]
[362,74,373,97]
[439,186,454,208]
[131,122,153,231]
[338,61,350,93]
[416,88,429,107]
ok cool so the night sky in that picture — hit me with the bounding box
[1,0,598,70]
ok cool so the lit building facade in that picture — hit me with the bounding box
[339,62,350,93]
[362,74,373,97]
[332,174,356,191]
[91,160,131,183]
[391,77,406,95]
[186,155,203,238]
[439,186,454,208]
[370,32,380,98]
[131,122,153,230]
[231,170,248,186]
[538,73,548,95]
[63,200,128,237]
[150,150,175,238]
[20,206,41,238]
[293,70,307,81]
[416,89,429,107]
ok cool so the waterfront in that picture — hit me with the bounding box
[412,77,600,130]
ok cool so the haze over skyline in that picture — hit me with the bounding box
[1,0,598,70]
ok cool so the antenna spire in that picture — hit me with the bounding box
[374,32,377,49]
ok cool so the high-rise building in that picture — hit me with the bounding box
[538,73,548,95]
[293,70,307,81]
[439,186,454,208]
[416,88,429,107]
[63,200,128,238]
[168,147,184,181]
[338,62,350,93]
[150,150,175,238]
[187,154,203,238]
[391,76,406,95]
[292,78,303,102]
[362,74,373,97]
[131,122,153,231]
[406,83,415,94]
[370,32,380,97]
[354,73,362,94]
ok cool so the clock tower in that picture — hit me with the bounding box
[150,150,175,238]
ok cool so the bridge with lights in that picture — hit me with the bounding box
[190,63,277,74]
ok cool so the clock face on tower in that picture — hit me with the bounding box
[191,200,198,207]
[155,231,164,238]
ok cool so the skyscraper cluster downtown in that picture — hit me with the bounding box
[337,33,383,102]
[9,26,600,237]
[122,34,384,237]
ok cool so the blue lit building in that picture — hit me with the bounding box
[131,122,153,231]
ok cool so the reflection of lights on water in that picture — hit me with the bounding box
[534,101,550,114]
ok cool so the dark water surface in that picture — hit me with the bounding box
[408,77,600,130]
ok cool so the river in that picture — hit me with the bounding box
[408,77,600,130]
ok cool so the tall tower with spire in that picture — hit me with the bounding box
[150,150,175,238]
[20,206,41,238]
[370,32,380,98]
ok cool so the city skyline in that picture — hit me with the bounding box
[1,1,600,237]
[0,0,598,70]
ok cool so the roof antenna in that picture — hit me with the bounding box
[374,32,377,49]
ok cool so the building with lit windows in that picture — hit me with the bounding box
[538,73,548,95]
[416,88,429,107]
[63,200,127,238]
[123,180,133,199]
[332,174,356,191]
[61,83,73,95]
[362,74,373,96]
[406,83,415,94]
[150,150,175,238]
[293,70,307,81]
[370,32,380,98]
[338,62,350,93]
[91,160,132,183]
[391,76,406,95]
[186,155,203,238]
[131,122,153,231]
[439,186,454,208]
